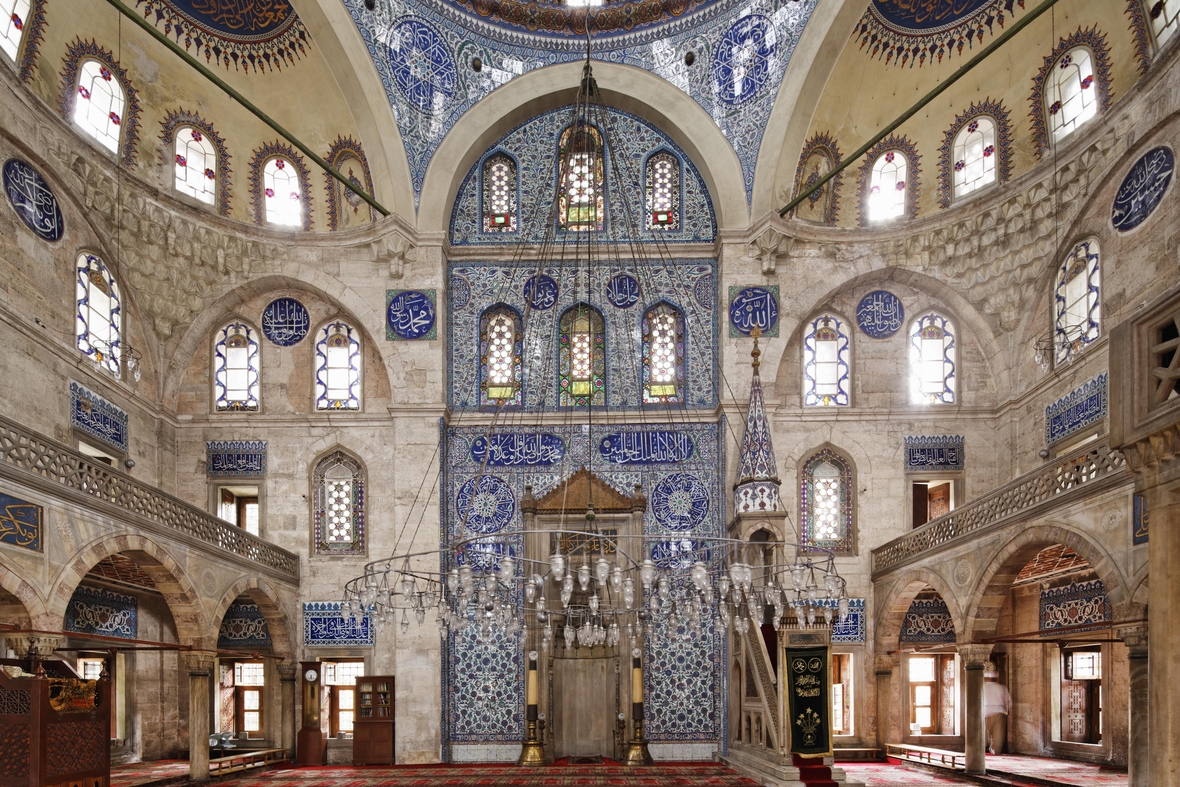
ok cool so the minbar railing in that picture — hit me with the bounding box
[872,442,1129,577]
[0,413,299,581]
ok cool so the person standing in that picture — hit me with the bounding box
[984,664,1011,755]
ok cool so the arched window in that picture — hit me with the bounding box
[214,322,260,412]
[263,156,303,227]
[313,450,366,556]
[802,314,850,407]
[0,0,31,62]
[73,59,127,154]
[909,313,956,405]
[645,151,680,230]
[1054,239,1101,364]
[868,150,908,221]
[315,320,361,411]
[558,304,605,407]
[174,126,217,205]
[482,153,517,233]
[1150,0,1180,47]
[480,305,522,406]
[952,116,996,199]
[75,253,121,376]
[800,447,854,553]
[1046,47,1099,145]
[642,302,684,404]
[558,124,604,231]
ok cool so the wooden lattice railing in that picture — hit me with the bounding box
[0,413,299,580]
[872,442,1129,577]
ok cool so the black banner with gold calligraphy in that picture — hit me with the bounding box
[785,645,832,757]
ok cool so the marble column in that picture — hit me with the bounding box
[1146,473,1180,787]
[185,652,217,780]
[278,662,297,760]
[1118,626,1149,787]
[958,644,992,775]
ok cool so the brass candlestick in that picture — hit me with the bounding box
[517,717,547,765]
[622,715,654,766]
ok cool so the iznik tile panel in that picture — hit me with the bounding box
[64,585,137,639]
[70,381,128,452]
[303,602,374,646]
[903,436,964,472]
[899,598,956,644]
[0,492,43,553]
[218,602,272,649]
[206,441,267,477]
[1040,580,1110,635]
[1045,373,1107,445]
[824,598,866,644]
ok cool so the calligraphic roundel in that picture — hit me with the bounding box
[261,297,310,346]
[3,160,64,242]
[870,0,995,33]
[387,290,436,340]
[855,290,904,339]
[651,473,710,532]
[1111,146,1174,233]
[455,475,516,534]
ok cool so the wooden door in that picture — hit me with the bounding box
[554,657,614,758]
[927,484,950,520]
[1061,679,1090,742]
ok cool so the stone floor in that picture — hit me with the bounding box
[841,756,1129,787]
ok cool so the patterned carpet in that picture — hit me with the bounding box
[842,757,1129,787]
[110,761,191,787]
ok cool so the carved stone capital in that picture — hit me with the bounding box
[183,650,218,676]
[749,227,794,275]
[875,653,901,673]
[370,233,415,279]
[957,644,994,668]
[277,661,297,681]
[5,636,62,660]
[1116,625,1149,652]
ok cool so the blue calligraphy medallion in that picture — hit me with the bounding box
[1111,146,1174,233]
[261,297,310,346]
[388,19,456,114]
[4,160,64,242]
[455,475,515,534]
[729,286,779,336]
[712,15,774,106]
[856,290,904,338]
[387,290,436,340]
[651,473,710,532]
[471,433,564,467]
[606,274,641,309]
[523,275,559,310]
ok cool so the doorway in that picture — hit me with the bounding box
[553,654,617,758]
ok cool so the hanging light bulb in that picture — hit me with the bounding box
[550,549,565,582]
[578,563,591,592]
[622,577,635,608]
[595,557,610,587]
[640,559,656,589]
[459,565,474,595]
[718,575,730,600]
[400,609,410,634]
[499,554,515,581]
[416,606,426,625]
[589,593,600,614]
[838,596,850,622]
[447,569,460,595]
[525,578,537,604]
[611,565,623,591]
[690,561,707,591]
[823,605,834,626]
[806,606,816,626]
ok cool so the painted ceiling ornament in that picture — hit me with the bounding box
[132,0,311,73]
[854,0,1025,68]
[456,0,709,38]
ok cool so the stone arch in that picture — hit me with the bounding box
[874,567,964,651]
[0,562,50,630]
[210,577,296,659]
[51,532,212,648]
[962,524,1126,643]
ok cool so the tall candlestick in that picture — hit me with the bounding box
[527,651,538,706]
[631,649,643,704]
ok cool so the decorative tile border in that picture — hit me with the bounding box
[1028,27,1113,158]
[324,136,376,231]
[937,98,1014,209]
[1124,0,1153,75]
[1045,373,1107,445]
[0,491,42,552]
[206,441,267,477]
[70,380,128,452]
[158,109,232,216]
[65,585,137,639]
[1040,579,1110,634]
[899,598,956,644]
[248,141,313,231]
[904,436,964,472]
[790,132,842,226]
[59,39,142,169]
[303,602,374,647]
[218,601,272,649]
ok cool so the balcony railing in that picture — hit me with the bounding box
[0,413,299,581]
[872,442,1129,577]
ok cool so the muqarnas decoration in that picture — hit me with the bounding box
[65,585,137,640]
[1040,579,1110,635]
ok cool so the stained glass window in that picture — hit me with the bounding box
[558,124,604,231]
[0,0,30,62]
[213,322,260,412]
[315,320,361,411]
[1054,239,1101,364]
[559,305,605,407]
[482,153,517,232]
[1150,0,1180,47]
[952,116,997,200]
[313,450,365,555]
[174,126,217,205]
[803,314,850,407]
[1046,47,1098,146]
[868,150,907,221]
[909,313,956,405]
[643,303,684,404]
[75,253,121,377]
[800,447,854,553]
[73,59,126,155]
[480,305,522,406]
[645,152,680,230]
[263,157,302,227]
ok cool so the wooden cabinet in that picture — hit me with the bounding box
[352,675,394,765]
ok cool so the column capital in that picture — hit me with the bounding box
[5,635,62,659]
[957,644,994,667]
[183,650,217,675]
[875,653,900,673]
[277,661,297,681]
[1117,624,1149,652]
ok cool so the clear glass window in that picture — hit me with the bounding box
[1047,47,1098,146]
[909,314,956,404]
[214,323,260,411]
[952,116,997,199]
[73,59,126,154]
[174,126,217,205]
[263,157,302,227]
[315,321,361,410]
[78,657,104,680]
[482,154,517,232]
[75,254,122,377]
[1054,239,1101,364]
[646,152,680,230]
[234,661,265,686]
[1151,0,1180,47]
[803,314,850,407]
[0,0,31,62]
[868,150,907,221]
[643,304,683,403]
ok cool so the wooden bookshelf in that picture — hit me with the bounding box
[352,675,394,765]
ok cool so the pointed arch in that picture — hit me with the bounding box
[479,303,523,407]
[642,300,685,404]
[311,446,368,557]
[558,302,605,407]
[0,561,50,630]
[59,38,141,167]
[480,149,519,233]
[874,568,964,651]
[643,148,681,231]
[211,577,296,658]
[798,443,856,554]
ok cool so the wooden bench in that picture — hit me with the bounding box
[833,747,883,762]
[884,743,966,770]
[209,748,287,777]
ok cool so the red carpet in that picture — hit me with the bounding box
[792,754,837,787]
[109,761,191,787]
